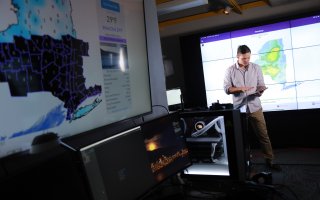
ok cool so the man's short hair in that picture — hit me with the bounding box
[237,45,251,54]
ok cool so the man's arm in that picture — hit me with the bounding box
[228,86,254,94]
[254,86,268,96]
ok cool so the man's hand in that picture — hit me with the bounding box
[239,86,254,93]
[257,86,267,92]
[228,86,254,94]
[255,86,268,96]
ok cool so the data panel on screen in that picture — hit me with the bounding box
[200,13,320,111]
[0,0,151,159]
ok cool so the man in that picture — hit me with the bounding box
[223,45,281,171]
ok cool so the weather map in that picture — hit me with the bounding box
[256,39,287,84]
[0,34,102,120]
[0,0,102,156]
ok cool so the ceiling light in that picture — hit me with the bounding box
[223,6,232,15]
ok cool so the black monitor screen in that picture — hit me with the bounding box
[79,127,155,200]
[141,112,192,183]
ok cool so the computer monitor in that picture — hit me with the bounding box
[179,109,248,183]
[0,0,152,161]
[140,112,192,183]
[79,127,155,200]
[79,112,191,200]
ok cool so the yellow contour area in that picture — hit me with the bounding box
[263,65,280,77]
[266,47,280,62]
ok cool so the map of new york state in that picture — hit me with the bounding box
[0,0,102,121]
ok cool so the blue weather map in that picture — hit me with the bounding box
[0,1,102,146]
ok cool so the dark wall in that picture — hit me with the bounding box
[161,36,185,90]
[179,34,207,109]
[264,109,320,148]
[242,108,320,149]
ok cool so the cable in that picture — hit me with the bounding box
[182,186,226,199]
[152,104,170,114]
[140,105,169,125]
[191,116,222,137]
[182,181,229,198]
[140,177,186,200]
[273,184,300,200]
[185,180,286,200]
[185,193,220,199]
[242,181,290,200]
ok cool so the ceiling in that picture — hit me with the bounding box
[156,0,306,26]
[155,0,320,37]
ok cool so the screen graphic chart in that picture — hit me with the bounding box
[200,13,320,111]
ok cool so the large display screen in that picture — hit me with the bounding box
[0,0,151,158]
[200,13,320,111]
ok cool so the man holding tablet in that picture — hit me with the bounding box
[223,45,281,171]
